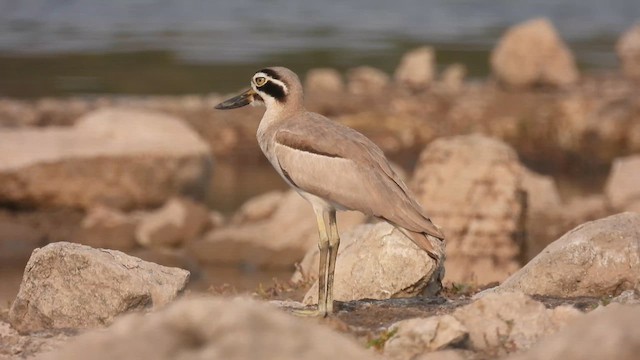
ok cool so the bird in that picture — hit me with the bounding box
[215,67,445,317]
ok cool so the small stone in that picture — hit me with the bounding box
[604,155,640,211]
[72,205,138,251]
[347,66,390,95]
[305,68,345,96]
[394,47,436,91]
[616,23,640,81]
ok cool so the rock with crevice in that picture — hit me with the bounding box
[0,107,212,210]
[41,296,381,360]
[136,197,211,248]
[9,242,189,334]
[486,212,640,298]
[453,292,582,354]
[302,222,443,304]
[384,315,468,360]
[411,134,526,284]
[188,190,366,267]
[491,18,578,87]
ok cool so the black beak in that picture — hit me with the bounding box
[215,88,258,110]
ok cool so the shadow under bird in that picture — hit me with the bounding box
[215,66,445,317]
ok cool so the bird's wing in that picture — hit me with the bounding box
[272,113,444,241]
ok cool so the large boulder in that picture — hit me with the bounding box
[9,242,190,334]
[617,23,640,81]
[394,47,436,91]
[604,155,640,211]
[0,108,212,210]
[507,304,640,360]
[302,222,443,305]
[491,18,578,87]
[411,134,526,284]
[187,190,366,267]
[486,212,640,298]
[42,297,381,360]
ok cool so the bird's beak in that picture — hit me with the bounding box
[215,88,259,110]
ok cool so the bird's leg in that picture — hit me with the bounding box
[325,210,340,314]
[315,209,331,317]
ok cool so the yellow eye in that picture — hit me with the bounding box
[254,77,267,87]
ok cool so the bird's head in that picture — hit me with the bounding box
[215,67,303,111]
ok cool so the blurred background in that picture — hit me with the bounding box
[0,0,638,97]
[1,0,639,318]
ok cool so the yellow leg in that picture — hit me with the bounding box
[292,208,331,317]
[326,210,340,314]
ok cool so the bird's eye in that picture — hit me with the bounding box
[254,77,267,87]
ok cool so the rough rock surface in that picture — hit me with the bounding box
[411,134,526,283]
[605,155,640,211]
[136,197,211,248]
[488,212,640,297]
[507,304,640,360]
[188,190,366,267]
[394,47,436,90]
[384,315,468,360]
[0,107,212,210]
[72,205,138,251]
[491,18,578,87]
[41,297,381,360]
[303,222,442,304]
[9,242,189,334]
[454,292,582,354]
[617,23,640,81]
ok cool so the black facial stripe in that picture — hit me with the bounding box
[258,68,281,80]
[261,80,286,101]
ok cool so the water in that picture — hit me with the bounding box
[0,0,638,96]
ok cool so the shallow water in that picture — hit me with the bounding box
[0,0,638,97]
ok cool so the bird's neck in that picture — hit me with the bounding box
[263,98,305,122]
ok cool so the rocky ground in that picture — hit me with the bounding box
[1,17,640,360]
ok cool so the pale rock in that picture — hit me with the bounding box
[9,242,189,334]
[72,205,138,251]
[507,304,640,360]
[136,197,211,248]
[188,190,366,267]
[411,134,526,283]
[611,289,640,305]
[491,18,578,87]
[394,47,436,90]
[487,212,640,297]
[347,66,390,95]
[415,350,471,360]
[305,68,345,96]
[616,23,640,81]
[42,297,380,360]
[440,64,466,93]
[520,167,562,212]
[0,107,212,210]
[303,222,442,304]
[604,155,640,211]
[454,292,582,354]
[384,315,468,360]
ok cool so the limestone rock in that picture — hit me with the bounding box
[491,18,578,87]
[414,350,471,360]
[394,47,436,91]
[9,242,189,334]
[507,304,640,360]
[136,197,211,248]
[42,297,380,360]
[488,212,640,298]
[520,167,562,212]
[303,222,443,304]
[188,190,366,267]
[617,23,640,81]
[72,205,138,251]
[347,66,390,95]
[0,107,212,210]
[604,155,640,211]
[439,64,466,93]
[411,134,526,284]
[384,315,468,360]
[230,190,284,224]
[305,68,345,96]
[454,292,582,354]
